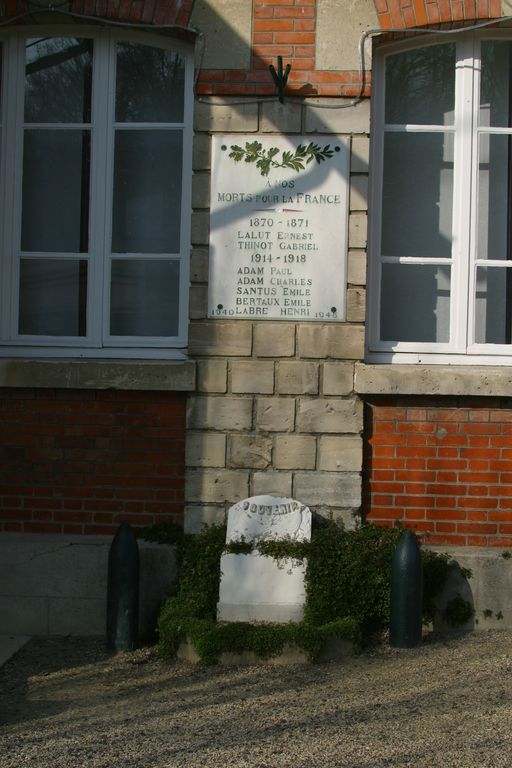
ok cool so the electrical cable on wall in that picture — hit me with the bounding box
[2,6,511,110]
[195,15,512,110]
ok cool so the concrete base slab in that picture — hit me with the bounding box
[177,637,353,665]
[0,635,31,667]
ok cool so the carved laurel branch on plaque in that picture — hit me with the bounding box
[228,141,335,177]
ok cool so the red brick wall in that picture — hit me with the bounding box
[3,0,194,25]
[0,389,186,535]
[364,398,512,547]
[196,0,368,99]
[375,0,501,28]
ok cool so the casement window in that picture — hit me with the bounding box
[0,29,193,358]
[368,32,512,364]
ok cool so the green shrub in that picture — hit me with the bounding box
[155,521,470,664]
[304,522,402,635]
[136,522,184,547]
[170,523,226,620]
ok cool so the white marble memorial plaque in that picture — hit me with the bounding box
[209,135,349,322]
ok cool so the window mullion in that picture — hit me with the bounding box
[0,38,14,340]
[366,46,386,355]
[178,48,194,346]
[102,35,117,345]
[466,38,483,350]
[451,36,475,353]
[6,35,29,343]
[88,32,111,346]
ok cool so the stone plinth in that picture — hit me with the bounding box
[217,552,307,622]
[217,495,311,624]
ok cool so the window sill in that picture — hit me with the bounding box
[0,358,196,392]
[355,363,512,397]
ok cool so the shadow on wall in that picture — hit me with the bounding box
[432,561,475,634]
[190,0,371,254]
[430,548,512,633]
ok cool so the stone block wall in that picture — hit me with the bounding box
[185,0,377,530]
[185,97,369,531]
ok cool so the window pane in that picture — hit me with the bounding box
[115,42,184,123]
[381,133,453,258]
[475,266,512,343]
[477,134,512,260]
[21,130,90,253]
[19,259,87,336]
[110,259,179,336]
[480,41,512,128]
[381,264,450,343]
[25,37,92,124]
[385,44,455,125]
[112,130,182,253]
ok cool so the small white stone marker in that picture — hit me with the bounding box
[217,495,312,623]
[226,495,311,544]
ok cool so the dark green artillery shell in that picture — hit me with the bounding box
[389,529,423,648]
[107,521,139,651]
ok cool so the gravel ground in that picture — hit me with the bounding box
[1,631,512,767]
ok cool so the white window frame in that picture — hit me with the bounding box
[368,30,512,365]
[0,26,194,359]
